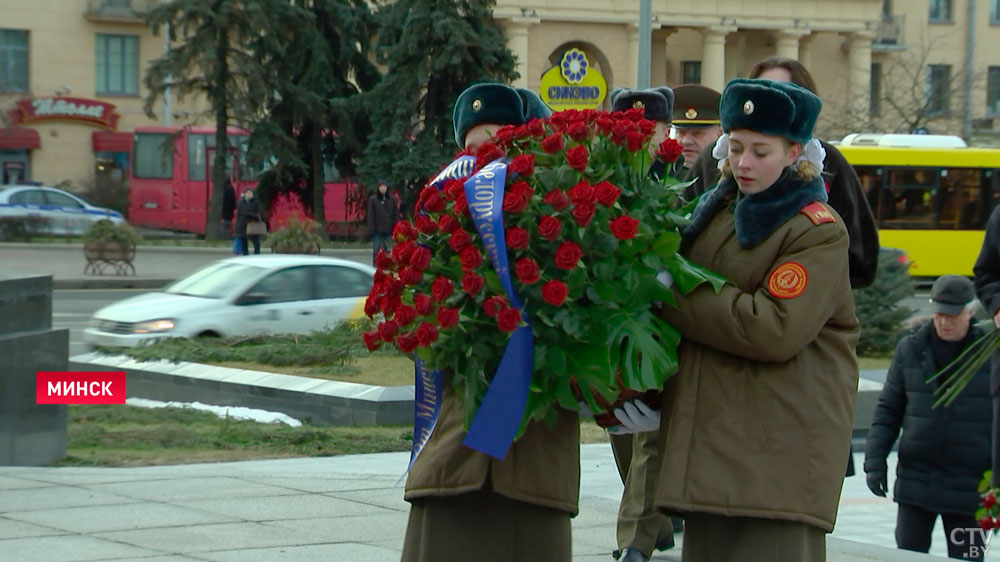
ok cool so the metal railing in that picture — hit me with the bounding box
[873,14,905,48]
[84,0,157,22]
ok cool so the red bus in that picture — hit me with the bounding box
[128,125,361,235]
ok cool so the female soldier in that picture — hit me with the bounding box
[401,82,580,562]
[653,79,860,561]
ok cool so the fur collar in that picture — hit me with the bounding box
[683,170,828,249]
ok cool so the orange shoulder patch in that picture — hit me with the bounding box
[767,262,808,299]
[800,202,836,226]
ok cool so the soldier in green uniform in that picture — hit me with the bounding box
[401,82,582,562]
[606,86,678,562]
[670,84,722,186]
[649,79,859,561]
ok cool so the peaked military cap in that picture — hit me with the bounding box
[610,87,675,124]
[720,78,822,145]
[453,83,552,147]
[671,84,722,128]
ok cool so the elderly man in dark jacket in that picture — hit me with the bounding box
[864,275,990,560]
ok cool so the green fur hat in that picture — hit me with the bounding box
[452,83,552,147]
[719,79,822,145]
[609,87,675,123]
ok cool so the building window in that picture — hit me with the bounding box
[96,34,138,95]
[992,0,1000,23]
[871,62,882,116]
[883,0,893,18]
[988,67,1000,116]
[929,0,952,22]
[0,29,28,92]
[682,61,702,85]
[926,64,951,115]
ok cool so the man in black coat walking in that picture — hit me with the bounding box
[975,204,1000,492]
[368,179,398,262]
[865,275,990,560]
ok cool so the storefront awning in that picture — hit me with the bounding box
[92,131,132,153]
[0,127,40,150]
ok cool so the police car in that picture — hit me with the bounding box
[0,185,126,235]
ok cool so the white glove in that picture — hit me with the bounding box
[608,399,660,434]
[578,401,593,418]
[656,270,673,289]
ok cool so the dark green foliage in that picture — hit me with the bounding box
[853,248,915,355]
[0,216,51,240]
[357,0,518,215]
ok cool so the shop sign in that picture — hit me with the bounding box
[540,48,607,111]
[9,97,121,130]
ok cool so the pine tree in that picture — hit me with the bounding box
[142,0,314,239]
[358,0,518,215]
[853,248,915,355]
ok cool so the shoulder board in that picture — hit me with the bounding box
[800,202,836,226]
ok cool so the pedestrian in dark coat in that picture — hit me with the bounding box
[974,204,1000,490]
[864,275,988,560]
[685,57,879,290]
[367,180,398,262]
[235,188,263,255]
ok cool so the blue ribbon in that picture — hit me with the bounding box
[407,154,476,470]
[461,158,533,460]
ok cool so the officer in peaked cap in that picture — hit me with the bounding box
[671,84,723,178]
[611,87,676,183]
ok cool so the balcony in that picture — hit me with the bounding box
[84,0,157,24]
[872,14,906,50]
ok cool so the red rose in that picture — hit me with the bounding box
[459,246,484,270]
[515,257,541,285]
[374,249,394,270]
[438,213,459,233]
[409,246,432,271]
[399,266,424,286]
[502,192,529,214]
[594,181,622,207]
[506,226,529,250]
[386,279,404,298]
[496,307,522,332]
[541,280,569,306]
[483,296,508,317]
[444,179,465,201]
[475,141,505,170]
[462,272,485,295]
[510,180,534,200]
[392,220,416,242]
[657,138,684,163]
[527,118,545,137]
[609,215,640,240]
[980,516,996,531]
[449,229,472,252]
[437,306,460,329]
[378,320,399,342]
[626,129,646,153]
[379,295,400,316]
[566,145,589,171]
[541,133,565,154]
[454,193,469,216]
[416,322,439,347]
[494,125,516,145]
[571,202,596,226]
[568,180,596,205]
[544,189,570,211]
[364,294,379,318]
[538,216,563,242]
[509,154,535,177]
[566,120,589,141]
[414,293,434,316]
[392,240,415,263]
[362,330,381,351]
[395,304,417,327]
[419,187,446,213]
[396,331,419,353]
[415,215,438,235]
[431,276,454,302]
[555,241,584,270]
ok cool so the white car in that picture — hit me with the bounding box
[84,255,375,347]
[0,185,126,235]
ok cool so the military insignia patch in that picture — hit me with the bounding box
[767,262,808,299]
[743,100,754,114]
[800,202,837,225]
[633,100,645,110]
[472,99,482,111]
[685,107,698,119]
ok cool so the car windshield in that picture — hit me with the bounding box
[164,262,265,299]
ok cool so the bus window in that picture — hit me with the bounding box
[188,134,209,181]
[855,166,882,219]
[880,168,937,228]
[133,133,173,179]
[938,168,984,230]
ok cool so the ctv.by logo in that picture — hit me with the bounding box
[950,527,994,559]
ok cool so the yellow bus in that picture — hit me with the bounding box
[837,144,1000,278]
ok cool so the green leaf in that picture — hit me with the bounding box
[651,231,682,259]
[605,308,681,391]
[483,270,503,295]
[666,254,729,295]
